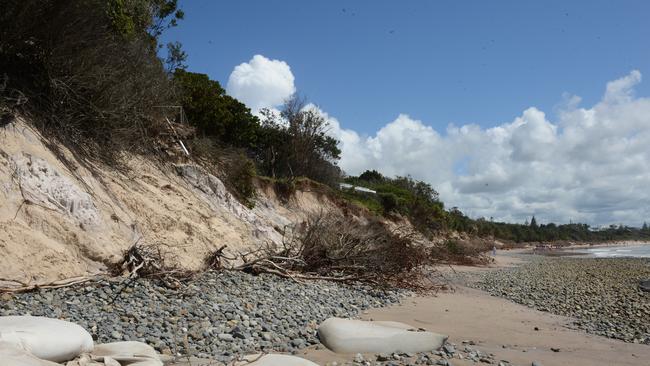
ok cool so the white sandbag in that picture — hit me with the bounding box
[317,317,448,354]
[235,354,319,366]
[91,341,163,366]
[0,341,61,366]
[0,316,93,362]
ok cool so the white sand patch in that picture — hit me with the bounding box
[11,153,101,228]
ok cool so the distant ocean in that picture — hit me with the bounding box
[575,244,650,258]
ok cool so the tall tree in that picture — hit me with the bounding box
[257,96,341,184]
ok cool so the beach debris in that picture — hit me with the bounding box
[317,317,448,354]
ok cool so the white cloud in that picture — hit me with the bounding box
[226,55,296,112]
[319,71,650,226]
[228,56,650,226]
[603,69,641,104]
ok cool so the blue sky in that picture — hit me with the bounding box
[163,0,649,135]
[162,1,650,226]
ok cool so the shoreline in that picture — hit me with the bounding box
[507,240,650,258]
[562,240,650,250]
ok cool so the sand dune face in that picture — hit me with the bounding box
[0,119,338,285]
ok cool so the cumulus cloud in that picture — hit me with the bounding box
[226,55,296,112]
[313,70,650,226]
[226,55,649,225]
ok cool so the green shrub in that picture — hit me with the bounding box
[174,70,260,148]
[444,239,463,255]
[256,96,342,186]
[189,138,257,208]
[274,178,296,203]
[225,154,257,208]
[378,192,399,214]
[338,189,383,215]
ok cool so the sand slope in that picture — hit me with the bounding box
[0,120,338,285]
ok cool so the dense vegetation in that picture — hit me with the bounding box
[173,69,259,148]
[343,170,650,244]
[172,69,342,197]
[0,0,340,201]
[342,170,446,235]
[0,0,183,161]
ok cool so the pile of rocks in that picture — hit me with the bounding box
[474,257,650,344]
[0,271,402,362]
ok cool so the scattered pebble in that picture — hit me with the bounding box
[474,258,650,345]
[0,271,402,361]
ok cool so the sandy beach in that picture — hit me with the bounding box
[301,251,650,366]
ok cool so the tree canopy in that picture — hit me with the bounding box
[174,70,259,148]
[256,96,342,185]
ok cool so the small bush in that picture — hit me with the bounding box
[189,138,257,208]
[274,178,296,203]
[379,192,399,214]
[223,154,257,208]
[444,240,461,255]
[337,189,383,215]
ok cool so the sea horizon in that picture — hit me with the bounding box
[573,243,650,258]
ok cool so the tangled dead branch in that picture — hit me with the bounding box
[234,211,446,291]
[204,244,234,270]
[112,241,193,289]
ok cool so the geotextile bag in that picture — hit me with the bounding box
[0,341,62,366]
[0,316,94,362]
